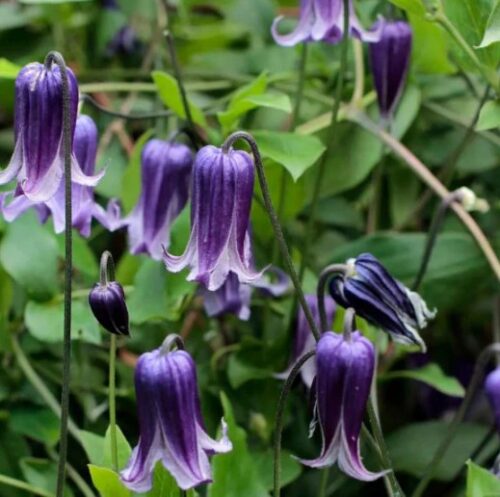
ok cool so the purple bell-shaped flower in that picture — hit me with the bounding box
[124,139,193,260]
[120,338,232,491]
[164,145,262,291]
[369,19,412,118]
[485,367,500,431]
[0,62,103,202]
[271,0,382,47]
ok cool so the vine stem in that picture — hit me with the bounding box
[350,111,500,281]
[316,264,349,332]
[298,0,350,282]
[109,334,118,472]
[411,343,500,497]
[44,51,73,497]
[273,351,316,497]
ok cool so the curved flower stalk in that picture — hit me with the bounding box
[124,139,193,260]
[121,339,232,491]
[276,293,335,388]
[329,253,436,351]
[0,115,120,237]
[299,331,386,481]
[369,19,412,119]
[164,145,263,291]
[0,61,103,202]
[202,266,291,320]
[271,0,382,47]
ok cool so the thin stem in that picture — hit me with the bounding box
[222,132,320,342]
[316,264,349,333]
[412,190,463,291]
[298,0,350,281]
[350,110,500,281]
[318,467,330,497]
[44,51,73,497]
[0,474,54,497]
[343,308,356,341]
[273,351,316,497]
[351,38,364,106]
[109,334,118,472]
[100,250,115,286]
[411,343,500,497]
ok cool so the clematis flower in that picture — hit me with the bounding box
[0,61,103,202]
[164,145,262,291]
[485,367,500,430]
[299,331,385,481]
[276,293,335,388]
[121,343,232,491]
[369,19,412,118]
[271,0,382,47]
[0,115,120,237]
[89,280,129,336]
[202,266,291,320]
[329,253,435,351]
[124,139,193,260]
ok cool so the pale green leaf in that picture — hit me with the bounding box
[89,465,131,497]
[477,0,500,48]
[103,425,132,470]
[466,460,500,497]
[476,100,500,130]
[0,58,20,79]
[389,0,426,16]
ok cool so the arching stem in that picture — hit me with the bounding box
[316,264,349,333]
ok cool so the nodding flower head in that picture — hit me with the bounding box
[125,139,193,260]
[164,145,262,291]
[0,61,103,202]
[271,0,382,47]
[121,340,232,491]
[485,367,500,431]
[369,19,412,118]
[299,331,386,481]
[89,280,129,336]
[329,253,436,352]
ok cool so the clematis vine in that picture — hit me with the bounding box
[124,138,193,260]
[121,336,232,491]
[271,0,382,47]
[0,61,103,202]
[164,145,262,291]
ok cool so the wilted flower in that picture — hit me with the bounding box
[369,19,412,118]
[485,367,500,430]
[271,0,382,47]
[124,139,193,260]
[299,331,385,480]
[0,62,103,202]
[121,343,232,491]
[276,293,335,388]
[89,280,129,336]
[165,145,262,291]
[329,253,435,351]
[1,115,120,237]
[202,266,291,320]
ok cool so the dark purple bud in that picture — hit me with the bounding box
[369,19,412,118]
[299,331,386,480]
[121,343,232,491]
[271,0,382,47]
[0,62,103,202]
[165,145,262,291]
[329,253,436,351]
[485,367,500,431]
[276,293,335,388]
[125,139,193,260]
[89,281,129,336]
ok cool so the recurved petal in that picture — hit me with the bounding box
[271,0,315,47]
[0,191,35,222]
[197,418,233,455]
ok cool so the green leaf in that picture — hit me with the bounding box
[254,450,302,490]
[25,300,101,344]
[391,85,422,139]
[381,363,465,397]
[21,458,73,497]
[227,354,272,388]
[0,212,59,300]
[251,130,325,182]
[102,425,132,470]
[0,58,20,79]
[89,465,131,497]
[141,463,192,497]
[387,422,499,481]
[476,99,500,130]
[80,430,105,466]
[208,393,270,497]
[477,0,500,48]
[9,407,60,446]
[388,0,426,16]
[466,460,500,497]
[152,71,207,127]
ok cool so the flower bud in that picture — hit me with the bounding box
[89,281,129,336]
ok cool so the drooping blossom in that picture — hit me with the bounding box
[121,343,232,491]
[329,253,436,351]
[276,293,335,388]
[0,115,120,237]
[89,280,129,336]
[369,19,412,118]
[124,139,193,260]
[485,367,500,431]
[299,331,386,481]
[0,62,103,202]
[164,145,262,291]
[271,0,382,47]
